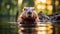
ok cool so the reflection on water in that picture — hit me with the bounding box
[0,16,60,34]
[19,22,53,34]
[36,22,53,34]
[0,16,18,34]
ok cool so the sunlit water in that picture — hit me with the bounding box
[0,16,60,34]
[18,22,53,34]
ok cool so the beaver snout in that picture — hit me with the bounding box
[28,12,32,15]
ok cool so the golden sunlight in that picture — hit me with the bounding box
[18,0,23,5]
[37,5,42,9]
[35,0,46,3]
[37,32,46,34]
[47,5,52,10]
[55,0,59,6]
[36,23,53,34]
[41,0,46,3]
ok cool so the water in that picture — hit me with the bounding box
[18,22,53,34]
[0,16,60,34]
[0,16,18,34]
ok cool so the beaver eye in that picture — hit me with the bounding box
[24,8,28,11]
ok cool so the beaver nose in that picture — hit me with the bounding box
[28,12,32,14]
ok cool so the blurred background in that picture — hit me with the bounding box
[0,0,60,34]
